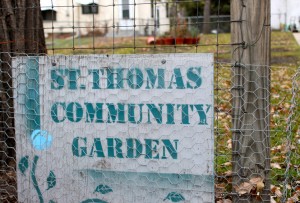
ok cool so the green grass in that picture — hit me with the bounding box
[270,32,300,186]
[46,34,232,57]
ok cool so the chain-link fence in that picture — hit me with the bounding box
[1,0,299,202]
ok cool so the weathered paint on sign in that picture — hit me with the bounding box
[13,54,214,203]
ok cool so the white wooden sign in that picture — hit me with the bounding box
[13,54,214,203]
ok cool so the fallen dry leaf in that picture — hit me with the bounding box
[287,190,300,203]
[271,185,282,198]
[271,163,282,169]
[224,124,230,132]
[279,140,296,154]
[250,177,264,194]
[280,84,290,89]
[234,182,253,195]
[222,162,232,167]
[224,170,232,177]
[215,183,226,199]
[275,188,283,198]
[249,177,263,185]
[216,199,232,203]
[271,196,277,203]
[271,156,282,161]
[271,185,276,192]
[271,145,282,153]
[287,196,299,203]
[256,181,265,193]
[227,139,232,149]
[234,177,265,196]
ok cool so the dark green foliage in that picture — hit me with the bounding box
[177,0,230,16]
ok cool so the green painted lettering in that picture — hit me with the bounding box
[194,104,211,125]
[128,104,144,124]
[177,104,190,124]
[168,68,185,89]
[68,69,80,90]
[126,138,142,158]
[145,68,165,89]
[51,69,65,90]
[166,104,175,124]
[107,103,125,123]
[145,139,159,159]
[84,103,104,123]
[66,102,83,122]
[127,68,143,89]
[72,137,87,157]
[187,67,202,89]
[162,139,178,159]
[88,69,104,89]
[147,104,163,124]
[107,68,124,89]
[51,102,66,123]
[107,138,123,158]
[89,138,105,157]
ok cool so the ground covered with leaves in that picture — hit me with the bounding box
[215,32,300,202]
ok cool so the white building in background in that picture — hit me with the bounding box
[40,0,170,38]
[271,0,300,30]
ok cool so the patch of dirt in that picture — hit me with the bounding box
[271,56,300,65]
[272,47,294,52]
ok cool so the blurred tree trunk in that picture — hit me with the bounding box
[203,0,211,34]
[0,0,46,169]
[231,0,271,202]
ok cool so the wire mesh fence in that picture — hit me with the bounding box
[0,0,299,202]
[282,67,300,203]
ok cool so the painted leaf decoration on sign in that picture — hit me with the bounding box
[49,200,56,203]
[164,192,185,202]
[94,184,113,194]
[19,156,29,175]
[81,198,108,203]
[46,171,56,190]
